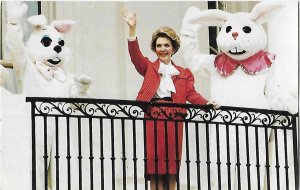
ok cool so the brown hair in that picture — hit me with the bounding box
[151,27,181,55]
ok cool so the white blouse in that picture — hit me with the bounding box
[155,61,180,98]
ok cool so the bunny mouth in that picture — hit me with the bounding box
[229,48,246,55]
[47,58,61,65]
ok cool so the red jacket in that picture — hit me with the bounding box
[128,38,208,105]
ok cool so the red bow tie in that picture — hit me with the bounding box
[214,51,275,76]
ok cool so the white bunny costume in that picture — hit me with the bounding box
[6,2,91,189]
[181,1,296,190]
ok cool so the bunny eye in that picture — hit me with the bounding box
[41,36,52,47]
[58,40,65,46]
[243,26,252,33]
[226,26,232,33]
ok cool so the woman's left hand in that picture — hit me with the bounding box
[207,100,221,109]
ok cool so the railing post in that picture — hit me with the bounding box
[274,127,280,190]
[121,119,127,190]
[265,126,270,190]
[99,118,105,190]
[235,125,241,190]
[205,123,211,190]
[132,119,138,190]
[245,125,251,190]
[88,117,94,190]
[215,123,221,190]
[164,120,170,190]
[66,117,72,190]
[195,122,202,190]
[184,121,191,189]
[30,101,36,190]
[110,119,116,190]
[143,119,148,190]
[175,121,181,190]
[255,127,261,190]
[43,116,49,190]
[55,116,60,190]
[77,118,82,190]
[292,115,299,190]
[226,124,232,190]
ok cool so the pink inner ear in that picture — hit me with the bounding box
[55,25,72,33]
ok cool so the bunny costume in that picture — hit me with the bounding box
[6,2,92,189]
[181,1,295,190]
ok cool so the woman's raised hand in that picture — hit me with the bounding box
[122,8,136,27]
[121,7,137,37]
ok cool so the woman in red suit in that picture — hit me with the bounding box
[122,9,218,190]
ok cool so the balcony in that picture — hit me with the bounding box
[5,96,297,190]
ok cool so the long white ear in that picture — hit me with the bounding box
[188,8,231,27]
[250,0,285,24]
[51,20,75,33]
[27,15,48,27]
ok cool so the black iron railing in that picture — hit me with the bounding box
[26,97,298,190]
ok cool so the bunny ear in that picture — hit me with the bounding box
[250,0,285,24]
[27,15,48,27]
[51,20,75,33]
[188,9,231,27]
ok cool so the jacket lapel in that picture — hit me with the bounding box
[153,59,160,74]
[171,61,184,80]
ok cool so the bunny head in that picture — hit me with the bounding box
[216,12,268,61]
[188,1,284,61]
[26,15,75,66]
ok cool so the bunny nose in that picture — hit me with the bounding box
[232,32,238,40]
[54,45,62,53]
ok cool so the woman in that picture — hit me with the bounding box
[122,9,218,190]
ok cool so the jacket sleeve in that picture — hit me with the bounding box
[185,68,208,105]
[128,38,150,76]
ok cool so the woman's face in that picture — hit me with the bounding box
[155,37,174,64]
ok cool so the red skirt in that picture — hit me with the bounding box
[144,100,184,178]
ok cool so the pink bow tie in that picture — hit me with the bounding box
[36,62,66,82]
[214,51,275,76]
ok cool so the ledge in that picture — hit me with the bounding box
[0,60,13,68]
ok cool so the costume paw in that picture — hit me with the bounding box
[74,75,92,96]
[181,6,202,36]
[183,6,202,25]
[6,1,28,24]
